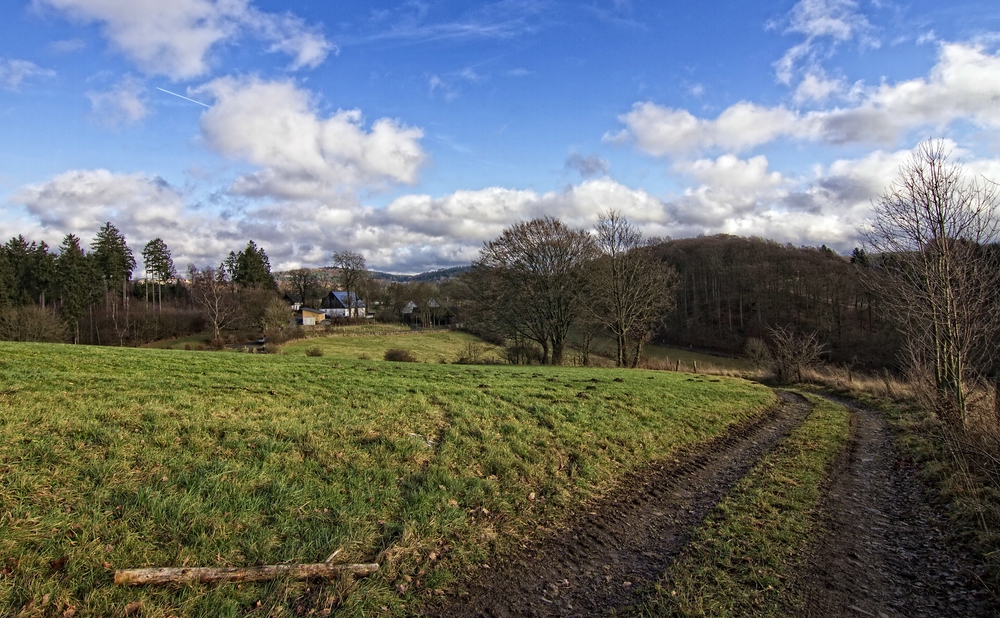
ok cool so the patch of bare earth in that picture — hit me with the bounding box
[794,396,997,617]
[424,392,812,617]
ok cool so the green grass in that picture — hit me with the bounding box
[280,329,501,363]
[639,394,851,617]
[144,332,212,349]
[0,342,774,617]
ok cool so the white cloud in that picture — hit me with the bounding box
[86,74,149,126]
[0,58,55,90]
[196,76,426,199]
[773,0,877,87]
[7,144,1000,273]
[614,41,1000,156]
[35,0,333,80]
[609,101,802,156]
[793,69,844,103]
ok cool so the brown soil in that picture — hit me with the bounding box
[422,391,999,617]
[793,395,997,617]
[424,392,813,617]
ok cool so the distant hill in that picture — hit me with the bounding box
[370,265,470,283]
[274,265,470,286]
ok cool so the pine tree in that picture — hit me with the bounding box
[56,234,100,343]
[91,222,135,297]
[231,240,275,288]
[142,238,175,312]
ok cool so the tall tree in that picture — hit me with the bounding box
[188,265,242,341]
[468,217,596,365]
[588,211,677,367]
[861,140,1000,428]
[229,240,275,288]
[331,250,369,317]
[55,234,100,343]
[287,268,320,307]
[91,222,135,296]
[142,238,175,312]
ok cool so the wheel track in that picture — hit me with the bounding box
[425,391,812,617]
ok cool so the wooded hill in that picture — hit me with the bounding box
[650,235,901,368]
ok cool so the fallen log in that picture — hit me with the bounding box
[114,562,379,586]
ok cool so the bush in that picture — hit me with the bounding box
[184,343,192,351]
[305,346,323,357]
[384,348,417,362]
[209,338,228,350]
[0,306,69,343]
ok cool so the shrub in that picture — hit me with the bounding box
[305,346,324,357]
[0,306,69,343]
[196,344,206,351]
[209,338,228,350]
[184,343,192,351]
[384,348,417,362]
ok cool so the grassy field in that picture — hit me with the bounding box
[280,329,500,364]
[640,394,851,616]
[0,342,774,617]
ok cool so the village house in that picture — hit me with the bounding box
[320,291,368,318]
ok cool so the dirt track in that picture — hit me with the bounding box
[424,391,998,617]
[426,392,812,617]
[794,395,995,617]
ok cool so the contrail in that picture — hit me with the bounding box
[156,87,211,108]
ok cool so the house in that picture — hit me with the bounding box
[320,291,367,318]
[401,298,450,326]
[297,307,326,326]
[284,293,303,311]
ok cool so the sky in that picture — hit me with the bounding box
[2,0,1000,274]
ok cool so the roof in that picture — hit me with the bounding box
[321,290,365,309]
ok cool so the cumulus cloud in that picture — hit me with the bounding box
[86,74,149,126]
[565,153,609,178]
[9,143,999,273]
[0,57,55,90]
[196,76,427,199]
[7,169,240,268]
[613,41,1000,156]
[35,0,334,80]
[608,101,802,156]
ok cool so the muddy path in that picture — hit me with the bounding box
[794,395,996,617]
[425,391,813,617]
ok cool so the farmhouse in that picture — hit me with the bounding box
[284,293,303,311]
[321,291,367,318]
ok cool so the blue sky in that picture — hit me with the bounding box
[2,0,1000,273]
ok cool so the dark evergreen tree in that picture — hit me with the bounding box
[142,238,175,311]
[91,222,135,296]
[230,240,275,288]
[56,234,100,343]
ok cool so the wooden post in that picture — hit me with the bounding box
[675,360,680,372]
[693,360,698,373]
[114,562,379,586]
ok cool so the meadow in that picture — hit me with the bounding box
[0,341,774,617]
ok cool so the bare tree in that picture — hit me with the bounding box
[861,140,1000,427]
[588,211,677,367]
[766,325,827,383]
[331,251,369,317]
[287,268,320,307]
[188,265,242,341]
[468,217,596,365]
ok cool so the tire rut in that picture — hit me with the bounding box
[794,394,997,617]
[425,391,812,617]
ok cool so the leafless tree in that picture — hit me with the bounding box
[588,210,677,367]
[860,140,1000,427]
[287,268,320,307]
[766,325,827,383]
[468,217,596,365]
[331,251,370,317]
[188,265,242,341]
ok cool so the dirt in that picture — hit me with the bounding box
[793,395,997,617]
[423,390,999,617]
[425,392,813,617]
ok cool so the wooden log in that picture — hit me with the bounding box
[114,562,379,586]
